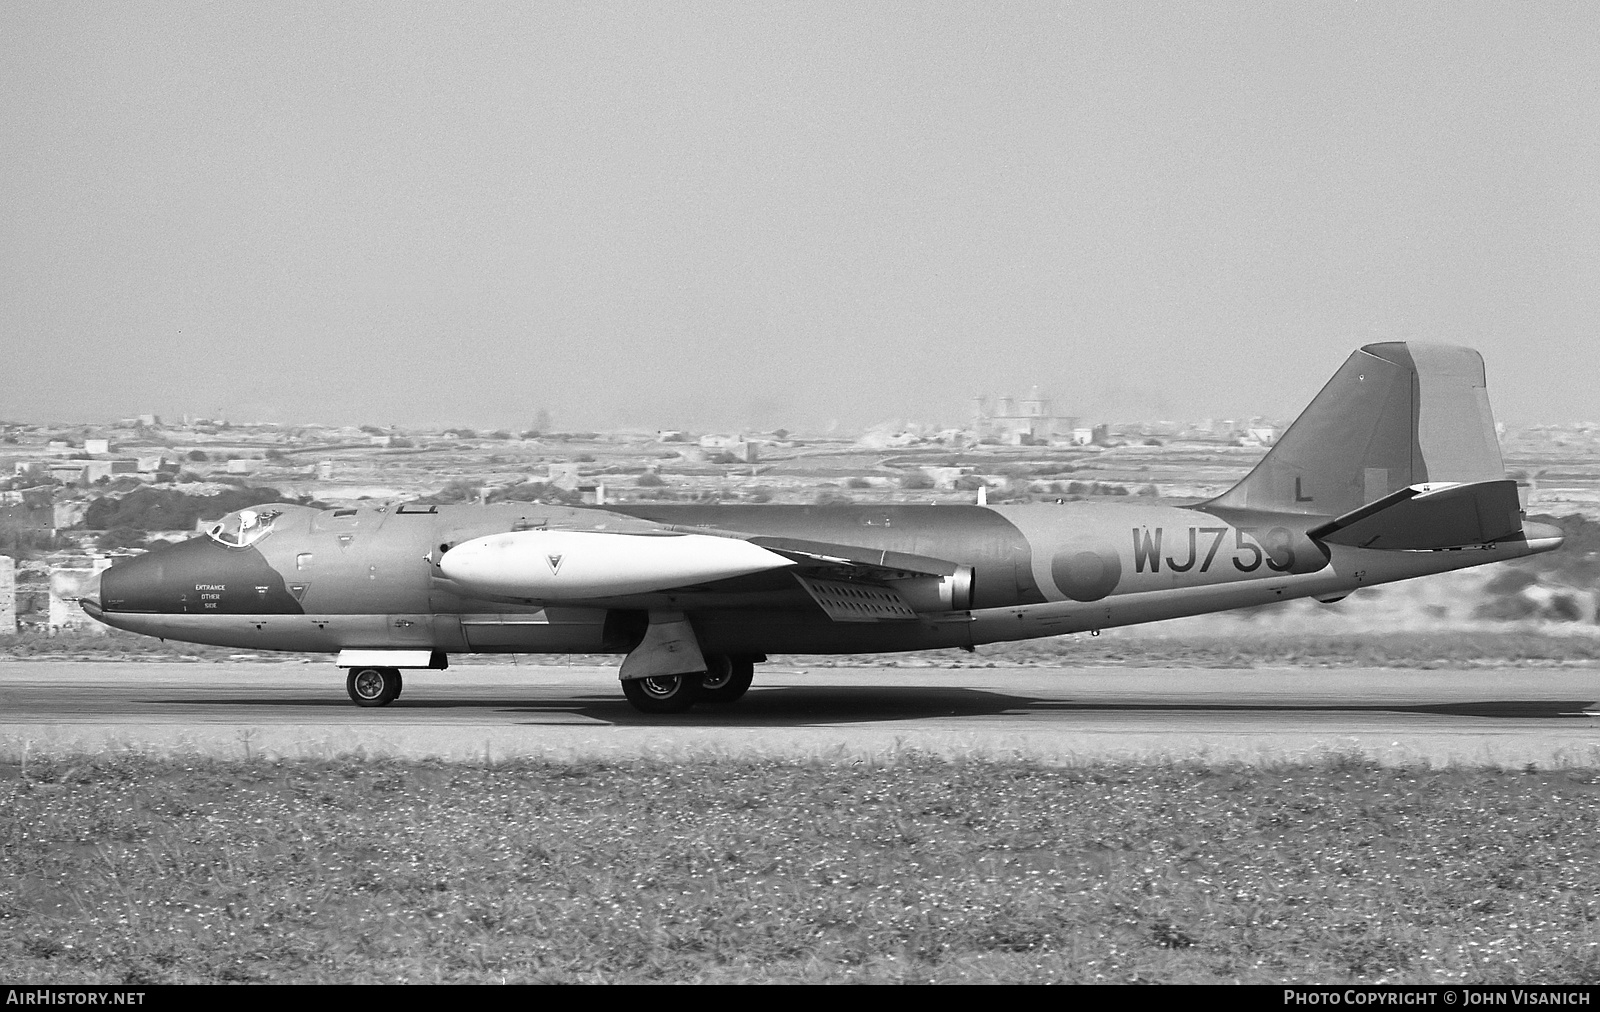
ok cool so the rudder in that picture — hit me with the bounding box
[1207,342,1505,517]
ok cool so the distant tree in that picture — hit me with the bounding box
[80,485,291,531]
[636,472,665,487]
[846,477,871,489]
[490,482,552,503]
[772,429,789,440]
[900,471,934,490]
[488,430,512,441]
[97,526,149,552]
[388,437,414,448]
[814,489,854,505]
[187,449,208,462]
[417,479,481,505]
[746,487,773,503]
[574,454,595,462]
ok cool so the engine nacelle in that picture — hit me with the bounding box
[888,566,974,613]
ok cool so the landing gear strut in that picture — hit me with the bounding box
[346,666,402,707]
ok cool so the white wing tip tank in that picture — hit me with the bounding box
[439,529,796,600]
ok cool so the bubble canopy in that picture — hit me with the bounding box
[206,508,282,548]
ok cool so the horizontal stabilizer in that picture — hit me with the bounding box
[1306,479,1523,550]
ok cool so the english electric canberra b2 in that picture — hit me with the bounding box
[81,344,1562,712]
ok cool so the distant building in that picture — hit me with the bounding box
[83,460,137,483]
[84,438,110,455]
[972,388,1078,444]
[698,435,758,462]
[49,559,112,634]
[547,463,582,489]
[1069,424,1110,446]
[48,463,88,484]
[0,555,15,636]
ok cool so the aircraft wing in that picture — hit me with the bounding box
[440,523,969,619]
[684,531,969,622]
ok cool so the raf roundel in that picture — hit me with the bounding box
[1051,541,1122,602]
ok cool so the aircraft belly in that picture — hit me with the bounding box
[458,609,615,652]
[693,610,975,655]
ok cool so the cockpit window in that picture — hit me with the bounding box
[207,509,281,548]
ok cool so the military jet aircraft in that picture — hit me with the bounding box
[80,343,1562,712]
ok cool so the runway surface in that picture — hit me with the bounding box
[2,660,1598,766]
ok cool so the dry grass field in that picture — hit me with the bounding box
[4,752,1600,984]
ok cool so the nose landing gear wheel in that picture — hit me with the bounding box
[621,672,702,714]
[347,666,401,707]
[698,654,755,704]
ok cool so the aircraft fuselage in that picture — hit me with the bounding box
[86,499,1561,657]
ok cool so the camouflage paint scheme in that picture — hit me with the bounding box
[80,344,1564,707]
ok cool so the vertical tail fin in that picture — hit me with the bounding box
[1208,342,1505,517]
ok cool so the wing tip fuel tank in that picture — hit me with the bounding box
[439,529,796,600]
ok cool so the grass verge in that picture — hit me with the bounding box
[3,753,1599,983]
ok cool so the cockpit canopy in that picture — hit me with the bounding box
[206,508,282,548]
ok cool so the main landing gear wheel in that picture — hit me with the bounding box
[621,672,702,714]
[346,667,401,707]
[698,654,755,704]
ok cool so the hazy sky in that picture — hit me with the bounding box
[3,3,1596,432]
